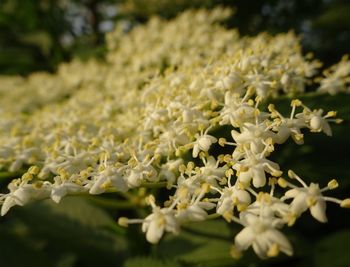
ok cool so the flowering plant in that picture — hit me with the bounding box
[0,8,350,266]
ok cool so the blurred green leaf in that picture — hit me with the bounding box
[314,230,350,267]
[313,5,350,29]
[2,196,129,267]
[20,31,53,55]
[124,257,182,267]
[155,220,237,267]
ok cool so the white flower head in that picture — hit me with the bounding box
[235,213,293,258]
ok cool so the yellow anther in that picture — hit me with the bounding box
[326,111,337,117]
[246,87,254,96]
[187,161,195,171]
[267,243,280,257]
[22,172,33,181]
[225,169,234,178]
[291,99,302,107]
[219,138,227,147]
[32,181,43,189]
[247,99,254,106]
[175,149,181,157]
[340,198,350,208]
[217,154,225,163]
[224,154,232,163]
[198,124,206,132]
[272,170,283,177]
[269,177,277,186]
[278,177,288,188]
[335,119,343,124]
[328,179,339,190]
[179,164,187,173]
[254,109,260,117]
[118,217,129,227]
[268,104,276,112]
[28,166,40,175]
[255,96,262,103]
[199,151,207,158]
[237,204,247,212]
[288,170,297,179]
[230,245,242,259]
[294,133,304,141]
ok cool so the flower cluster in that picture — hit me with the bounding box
[0,8,349,259]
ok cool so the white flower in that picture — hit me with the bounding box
[142,207,179,244]
[176,202,212,222]
[215,73,243,92]
[235,213,293,258]
[231,122,274,154]
[1,181,51,216]
[198,156,227,185]
[219,92,259,127]
[51,176,86,203]
[281,171,342,223]
[192,132,217,158]
[217,185,251,216]
[304,109,333,136]
[159,158,183,185]
[235,153,281,188]
[285,182,327,222]
[89,167,128,194]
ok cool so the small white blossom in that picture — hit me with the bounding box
[235,213,293,258]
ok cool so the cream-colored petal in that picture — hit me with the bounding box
[310,199,327,223]
[235,226,255,250]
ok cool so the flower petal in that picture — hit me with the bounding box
[310,199,327,223]
[235,226,255,250]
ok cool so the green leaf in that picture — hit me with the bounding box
[8,196,128,267]
[314,230,350,267]
[155,220,237,267]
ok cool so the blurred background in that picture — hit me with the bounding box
[1,0,349,75]
[1,1,350,267]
